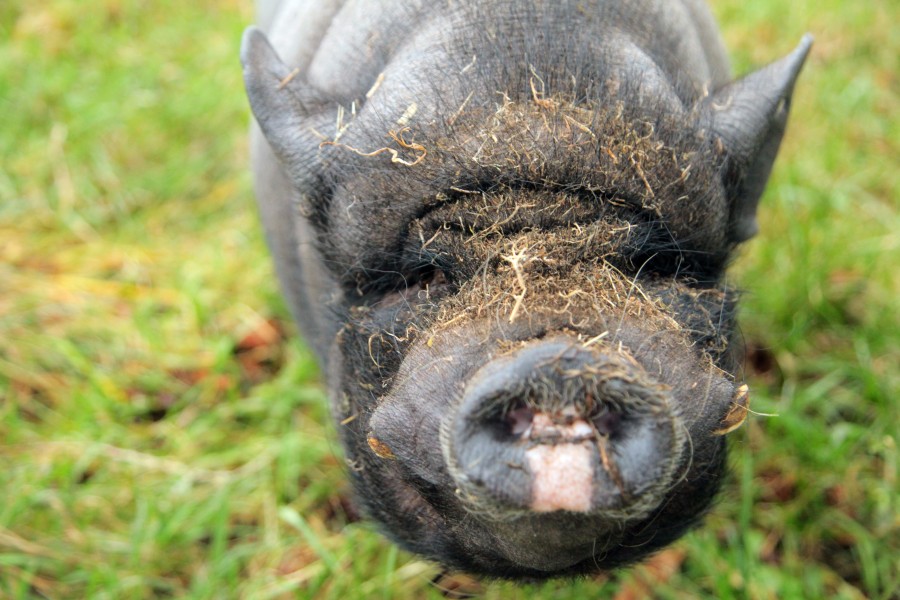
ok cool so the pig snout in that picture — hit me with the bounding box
[443,338,683,517]
[364,316,736,574]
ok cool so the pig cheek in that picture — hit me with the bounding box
[359,461,449,545]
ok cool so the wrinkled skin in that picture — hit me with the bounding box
[242,0,810,579]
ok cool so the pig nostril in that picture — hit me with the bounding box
[592,408,623,437]
[505,403,534,437]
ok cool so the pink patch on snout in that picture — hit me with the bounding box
[526,443,594,512]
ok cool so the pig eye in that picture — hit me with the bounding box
[373,264,452,309]
[399,265,450,298]
[410,265,448,290]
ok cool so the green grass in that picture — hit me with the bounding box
[1,0,897,598]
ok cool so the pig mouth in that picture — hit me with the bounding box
[441,337,685,521]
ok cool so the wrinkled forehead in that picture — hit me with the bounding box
[315,93,726,277]
[299,7,729,270]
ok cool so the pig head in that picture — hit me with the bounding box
[242,0,810,578]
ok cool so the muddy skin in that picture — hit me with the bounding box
[243,0,810,579]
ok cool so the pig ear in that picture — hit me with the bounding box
[702,35,812,243]
[241,27,330,186]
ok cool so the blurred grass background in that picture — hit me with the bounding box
[0,0,896,598]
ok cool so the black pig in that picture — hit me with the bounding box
[241,0,810,578]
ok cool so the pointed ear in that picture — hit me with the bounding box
[702,35,813,243]
[241,27,330,187]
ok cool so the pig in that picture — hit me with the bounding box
[241,0,810,579]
